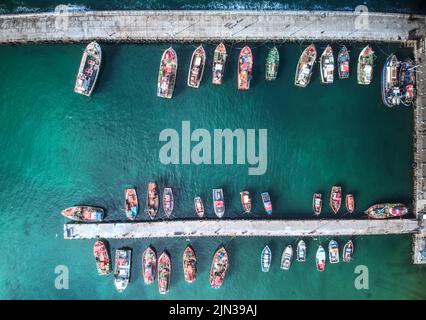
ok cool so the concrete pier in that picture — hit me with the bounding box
[64,218,419,240]
[0,10,425,44]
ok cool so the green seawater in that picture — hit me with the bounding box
[0,41,425,299]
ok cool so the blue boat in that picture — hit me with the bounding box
[261,192,273,215]
[399,58,416,106]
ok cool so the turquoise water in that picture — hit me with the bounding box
[1,0,426,14]
[0,41,424,299]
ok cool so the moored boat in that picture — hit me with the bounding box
[330,186,342,214]
[124,188,138,220]
[142,245,157,285]
[280,245,293,270]
[313,193,322,216]
[328,240,339,264]
[147,182,159,219]
[343,240,354,263]
[210,246,229,289]
[320,45,334,84]
[338,46,350,79]
[162,187,174,218]
[212,43,227,85]
[114,248,131,292]
[381,54,401,107]
[265,46,279,81]
[261,245,272,272]
[399,58,416,107]
[74,41,102,96]
[183,245,197,283]
[261,192,273,215]
[157,47,178,99]
[213,189,225,218]
[61,206,104,222]
[294,44,317,87]
[194,196,205,218]
[296,240,306,262]
[346,194,355,213]
[93,240,111,275]
[365,203,408,219]
[240,190,252,213]
[187,45,206,88]
[357,45,374,85]
[237,46,253,90]
[158,251,171,294]
[316,245,326,272]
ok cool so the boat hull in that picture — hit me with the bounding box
[212,43,227,85]
[265,46,279,81]
[320,45,334,84]
[157,47,178,99]
[240,191,252,213]
[261,245,271,272]
[338,46,350,79]
[158,251,171,294]
[163,187,174,218]
[280,245,293,270]
[142,246,157,285]
[294,44,317,87]
[330,186,342,214]
[296,240,306,262]
[183,245,197,283]
[194,196,205,218]
[343,240,354,263]
[74,41,102,96]
[125,188,138,220]
[261,192,273,215]
[237,46,253,90]
[187,45,205,88]
[365,203,408,219]
[313,193,322,216]
[213,189,225,218]
[381,54,401,108]
[316,246,326,272]
[147,182,159,220]
[93,240,111,275]
[61,206,104,222]
[357,45,374,85]
[210,246,228,289]
[114,249,131,292]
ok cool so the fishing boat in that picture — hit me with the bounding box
[158,251,171,294]
[294,44,317,87]
[61,206,104,222]
[399,58,416,107]
[330,186,342,214]
[187,45,206,88]
[240,190,252,213]
[261,245,272,272]
[142,245,157,285]
[183,245,197,283]
[74,41,101,96]
[328,240,339,264]
[212,43,227,85]
[93,240,111,275]
[296,240,306,262]
[210,246,229,289]
[357,45,374,85]
[338,46,350,79]
[316,245,326,272]
[158,251,172,294]
[313,193,322,216]
[162,187,174,218]
[124,188,138,220]
[237,46,253,90]
[265,46,279,81]
[320,45,334,84]
[213,189,225,218]
[194,196,205,218]
[157,47,178,99]
[365,203,408,219]
[261,192,273,215]
[343,240,354,263]
[114,248,131,292]
[280,245,293,271]
[381,54,401,107]
[346,194,355,213]
[146,182,159,219]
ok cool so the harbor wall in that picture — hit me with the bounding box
[64,218,420,240]
[0,10,425,44]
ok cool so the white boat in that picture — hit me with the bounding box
[261,245,272,272]
[280,245,293,270]
[320,45,334,84]
[74,41,102,96]
[114,249,131,292]
[296,240,306,262]
[316,245,326,272]
[328,240,340,264]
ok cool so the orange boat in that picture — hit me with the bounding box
[346,194,355,213]
[183,245,197,283]
[93,240,111,275]
[237,46,253,90]
[146,182,159,220]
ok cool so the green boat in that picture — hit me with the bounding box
[265,46,279,81]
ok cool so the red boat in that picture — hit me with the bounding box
[330,186,342,214]
[237,46,253,90]
[240,191,252,213]
[183,245,197,283]
[142,246,157,285]
[346,194,355,213]
[93,240,111,275]
[210,246,228,289]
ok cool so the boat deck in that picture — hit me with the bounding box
[0,10,425,44]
